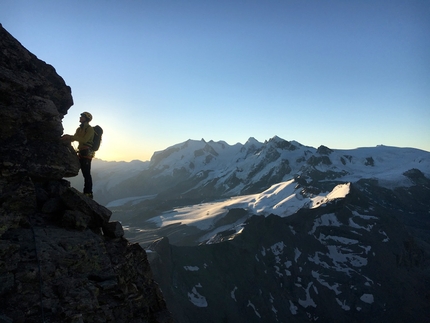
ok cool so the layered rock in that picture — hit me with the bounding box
[0,24,172,322]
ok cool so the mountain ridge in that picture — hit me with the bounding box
[79,137,430,207]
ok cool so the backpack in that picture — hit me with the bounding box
[92,125,103,151]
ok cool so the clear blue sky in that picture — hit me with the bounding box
[1,0,429,161]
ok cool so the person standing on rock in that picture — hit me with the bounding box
[61,112,95,198]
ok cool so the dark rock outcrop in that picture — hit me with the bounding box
[0,24,172,322]
[0,25,79,181]
[148,180,430,323]
[316,145,333,155]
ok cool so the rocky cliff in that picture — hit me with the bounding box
[0,24,172,323]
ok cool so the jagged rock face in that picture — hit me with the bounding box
[1,180,172,322]
[0,24,79,182]
[0,25,172,322]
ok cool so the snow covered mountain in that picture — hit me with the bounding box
[90,136,429,245]
[86,136,428,207]
[74,136,430,322]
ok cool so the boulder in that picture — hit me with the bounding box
[60,187,112,228]
[102,221,125,238]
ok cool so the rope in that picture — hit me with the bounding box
[28,215,46,323]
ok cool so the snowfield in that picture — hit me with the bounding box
[146,181,351,231]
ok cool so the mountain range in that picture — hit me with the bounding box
[72,137,429,245]
[75,137,427,204]
[69,136,430,322]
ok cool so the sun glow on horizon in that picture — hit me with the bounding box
[62,112,154,162]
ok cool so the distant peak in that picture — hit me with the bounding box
[269,135,283,142]
[317,145,333,155]
[245,137,259,145]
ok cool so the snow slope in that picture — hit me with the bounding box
[144,181,350,244]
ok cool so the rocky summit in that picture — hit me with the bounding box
[0,24,172,323]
